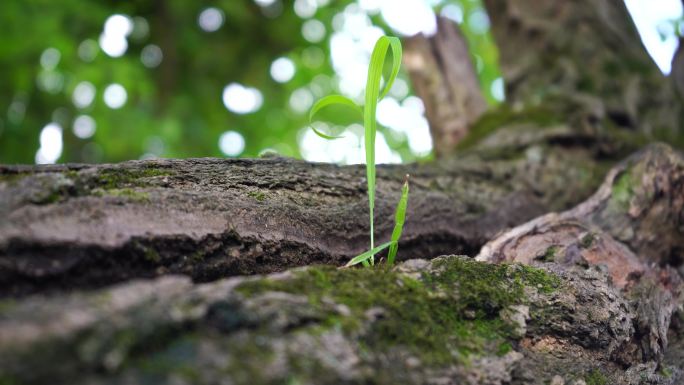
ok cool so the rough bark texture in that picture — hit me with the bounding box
[483,0,682,146]
[0,127,614,298]
[1,144,683,384]
[477,144,684,382]
[2,1,684,384]
[404,17,488,157]
[0,256,654,385]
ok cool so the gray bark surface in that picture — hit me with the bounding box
[1,1,684,384]
[0,125,611,297]
[1,144,683,385]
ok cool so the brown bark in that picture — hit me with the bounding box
[1,144,683,385]
[669,0,684,99]
[404,17,487,157]
[1,1,684,384]
[671,37,684,99]
[0,125,610,297]
[483,0,682,142]
[477,144,684,373]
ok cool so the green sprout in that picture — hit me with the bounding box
[309,35,409,267]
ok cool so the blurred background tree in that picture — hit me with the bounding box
[0,0,678,165]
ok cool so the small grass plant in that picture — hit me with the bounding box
[309,35,409,267]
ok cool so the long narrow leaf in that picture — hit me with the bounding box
[307,35,404,269]
[308,95,363,140]
[387,175,409,266]
[364,36,402,263]
[378,37,403,100]
[345,241,394,267]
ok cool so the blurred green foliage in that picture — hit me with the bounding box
[0,0,501,164]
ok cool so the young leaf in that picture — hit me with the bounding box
[311,126,344,140]
[308,95,363,140]
[364,36,403,263]
[307,35,404,268]
[387,175,409,266]
[378,37,403,100]
[345,241,395,267]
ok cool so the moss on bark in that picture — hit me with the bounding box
[236,256,560,365]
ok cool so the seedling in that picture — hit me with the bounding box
[309,35,409,267]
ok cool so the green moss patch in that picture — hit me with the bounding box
[536,245,558,262]
[580,233,596,249]
[247,191,267,202]
[611,171,633,209]
[585,369,608,385]
[6,168,169,205]
[93,168,171,189]
[236,257,560,365]
[457,106,559,150]
[92,188,150,202]
[0,172,30,184]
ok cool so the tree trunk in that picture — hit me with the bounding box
[1,1,684,384]
[404,16,488,156]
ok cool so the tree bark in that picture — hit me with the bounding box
[0,129,609,297]
[1,1,684,384]
[483,0,682,143]
[1,143,683,384]
[404,16,488,157]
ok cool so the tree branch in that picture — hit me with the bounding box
[404,16,487,157]
[0,127,608,297]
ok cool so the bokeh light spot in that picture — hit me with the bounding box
[222,83,263,114]
[270,57,296,83]
[219,131,246,156]
[294,0,318,18]
[40,48,61,70]
[468,9,490,35]
[198,7,224,32]
[99,32,127,57]
[73,115,96,139]
[441,4,464,24]
[302,19,326,42]
[141,44,163,68]
[72,81,96,109]
[37,71,64,94]
[358,0,381,14]
[491,77,505,101]
[131,17,149,40]
[104,14,134,37]
[36,123,63,164]
[380,0,436,36]
[100,14,133,58]
[289,87,314,114]
[103,84,127,109]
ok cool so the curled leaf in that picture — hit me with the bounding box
[308,95,363,140]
